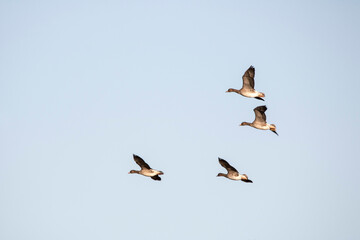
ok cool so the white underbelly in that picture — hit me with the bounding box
[254,125,270,130]
[229,175,242,181]
[240,90,259,98]
[142,170,159,177]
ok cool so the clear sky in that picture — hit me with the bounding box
[1,1,360,239]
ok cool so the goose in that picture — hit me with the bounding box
[226,65,265,101]
[217,158,253,182]
[240,105,278,135]
[128,154,164,181]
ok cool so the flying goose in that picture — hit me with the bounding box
[128,154,164,181]
[217,158,253,182]
[226,65,265,101]
[240,105,278,135]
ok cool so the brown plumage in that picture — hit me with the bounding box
[240,105,278,135]
[226,66,265,101]
[217,158,253,183]
[129,154,164,181]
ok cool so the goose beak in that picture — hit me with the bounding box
[272,130,278,136]
[158,171,164,175]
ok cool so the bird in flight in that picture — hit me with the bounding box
[129,154,164,181]
[240,105,278,135]
[217,158,253,182]
[226,65,265,101]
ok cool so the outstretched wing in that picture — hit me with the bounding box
[242,66,255,90]
[151,175,161,181]
[133,154,151,170]
[218,158,238,173]
[253,105,267,125]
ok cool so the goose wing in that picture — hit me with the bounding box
[242,66,255,90]
[218,158,238,173]
[253,105,267,125]
[133,154,151,170]
[151,175,161,181]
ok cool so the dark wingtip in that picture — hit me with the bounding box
[255,97,264,101]
[272,131,279,136]
[151,175,161,181]
[254,105,267,111]
[244,179,253,183]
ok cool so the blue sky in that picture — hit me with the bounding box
[1,1,360,239]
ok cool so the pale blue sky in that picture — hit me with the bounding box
[1,1,360,239]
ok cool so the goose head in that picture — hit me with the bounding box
[226,88,237,93]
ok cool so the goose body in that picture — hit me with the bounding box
[226,65,265,101]
[240,105,278,135]
[217,158,253,183]
[129,154,164,181]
